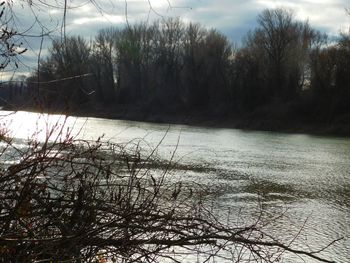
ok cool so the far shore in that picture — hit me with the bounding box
[4,105,350,137]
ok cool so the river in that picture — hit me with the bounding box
[1,110,349,262]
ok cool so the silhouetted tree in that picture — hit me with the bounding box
[92,28,119,103]
[182,26,232,111]
[241,9,317,103]
[181,23,209,109]
[115,24,147,104]
[203,29,232,111]
[151,18,184,110]
[29,36,93,110]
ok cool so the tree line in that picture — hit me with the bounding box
[12,8,350,129]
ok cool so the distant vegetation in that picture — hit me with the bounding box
[3,8,350,133]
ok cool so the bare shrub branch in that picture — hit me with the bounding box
[0,118,339,262]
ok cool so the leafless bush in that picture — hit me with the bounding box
[0,116,339,263]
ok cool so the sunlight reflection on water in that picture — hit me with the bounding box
[1,110,350,262]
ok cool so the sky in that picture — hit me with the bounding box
[2,0,350,79]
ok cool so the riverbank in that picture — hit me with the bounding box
[7,103,350,137]
[74,103,350,136]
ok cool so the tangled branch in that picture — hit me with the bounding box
[0,117,339,262]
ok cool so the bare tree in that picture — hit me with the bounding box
[92,28,119,103]
[27,36,93,111]
[248,8,316,100]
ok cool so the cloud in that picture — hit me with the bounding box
[254,0,349,34]
[11,0,350,42]
[2,0,350,79]
[175,0,349,39]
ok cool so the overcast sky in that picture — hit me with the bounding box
[2,0,350,80]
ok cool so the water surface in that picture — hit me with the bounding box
[1,111,349,262]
